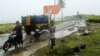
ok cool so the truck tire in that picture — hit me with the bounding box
[26,30,31,35]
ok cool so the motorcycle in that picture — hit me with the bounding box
[30,29,42,42]
[3,32,17,52]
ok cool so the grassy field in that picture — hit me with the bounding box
[55,20,67,25]
[32,23,100,56]
[0,23,15,34]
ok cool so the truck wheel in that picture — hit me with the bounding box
[25,30,31,35]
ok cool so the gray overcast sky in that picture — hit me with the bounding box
[0,0,100,23]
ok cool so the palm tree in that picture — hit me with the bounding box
[58,0,65,22]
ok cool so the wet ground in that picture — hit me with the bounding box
[0,20,85,56]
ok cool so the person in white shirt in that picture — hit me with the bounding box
[49,20,56,49]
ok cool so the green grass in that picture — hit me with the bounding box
[32,23,100,56]
[55,20,67,25]
[77,32,100,56]
[0,23,15,34]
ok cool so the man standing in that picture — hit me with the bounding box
[50,20,56,49]
[13,21,23,47]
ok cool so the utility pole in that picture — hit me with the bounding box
[53,0,56,21]
[61,9,63,22]
[58,0,65,22]
[77,11,79,15]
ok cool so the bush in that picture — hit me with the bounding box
[87,19,100,23]
[87,15,100,23]
[46,43,73,56]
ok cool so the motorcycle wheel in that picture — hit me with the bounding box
[3,42,11,52]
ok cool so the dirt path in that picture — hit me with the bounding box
[12,41,48,56]
[3,41,48,56]
[3,31,49,56]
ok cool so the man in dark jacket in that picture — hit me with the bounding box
[13,21,23,47]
